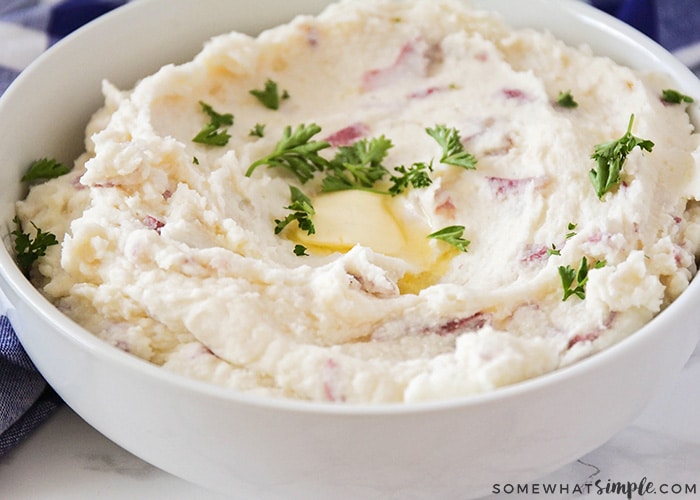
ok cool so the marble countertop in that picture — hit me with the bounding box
[1,343,698,499]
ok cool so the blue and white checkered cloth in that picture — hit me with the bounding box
[0,0,699,457]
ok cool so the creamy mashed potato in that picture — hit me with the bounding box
[16,0,700,403]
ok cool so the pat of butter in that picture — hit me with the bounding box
[293,190,454,294]
[297,190,407,255]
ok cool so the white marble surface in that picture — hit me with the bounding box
[1,343,698,499]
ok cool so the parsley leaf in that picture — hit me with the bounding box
[388,161,433,195]
[192,101,234,146]
[589,114,654,199]
[249,123,266,138]
[556,90,578,108]
[661,89,694,104]
[321,136,393,192]
[547,244,561,256]
[21,158,71,182]
[426,124,477,169]
[246,123,330,183]
[559,256,605,301]
[293,244,309,256]
[11,216,58,277]
[427,225,470,252]
[274,186,316,236]
[249,79,289,110]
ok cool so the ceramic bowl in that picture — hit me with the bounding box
[1,1,699,498]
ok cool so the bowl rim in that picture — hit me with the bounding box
[1,0,699,416]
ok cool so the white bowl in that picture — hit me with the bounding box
[1,0,699,498]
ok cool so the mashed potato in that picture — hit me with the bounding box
[16,0,700,403]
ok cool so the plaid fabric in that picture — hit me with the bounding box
[0,0,699,458]
[0,0,126,94]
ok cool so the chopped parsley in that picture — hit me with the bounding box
[547,223,577,256]
[321,136,393,193]
[556,90,578,108]
[246,123,481,255]
[249,79,289,110]
[425,124,477,169]
[547,244,561,256]
[558,256,606,301]
[661,89,694,104]
[21,158,70,182]
[388,161,433,196]
[589,114,654,199]
[293,244,309,256]
[274,185,316,236]
[246,123,330,183]
[249,123,266,138]
[11,216,58,277]
[427,225,470,252]
[192,101,234,146]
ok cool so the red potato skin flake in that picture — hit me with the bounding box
[361,40,429,91]
[486,176,549,198]
[475,51,489,62]
[673,247,685,267]
[114,340,130,353]
[483,136,514,157]
[143,215,165,233]
[567,332,599,349]
[303,24,319,47]
[501,88,529,101]
[408,85,448,99]
[325,122,369,147]
[435,197,457,218]
[425,312,490,336]
[72,176,87,190]
[520,244,549,264]
[486,176,533,196]
[322,358,345,402]
[567,313,616,349]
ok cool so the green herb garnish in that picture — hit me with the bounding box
[426,124,477,169]
[249,79,289,110]
[558,256,606,301]
[321,136,393,193]
[274,186,316,236]
[11,216,58,277]
[192,101,234,146]
[249,123,266,138]
[661,89,694,104]
[388,161,433,195]
[293,244,309,256]
[556,90,578,108]
[21,158,70,182]
[427,225,470,252]
[589,114,654,199]
[547,244,561,256]
[246,123,330,183]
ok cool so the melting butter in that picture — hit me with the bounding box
[293,190,456,294]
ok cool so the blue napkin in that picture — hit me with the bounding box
[0,0,698,458]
